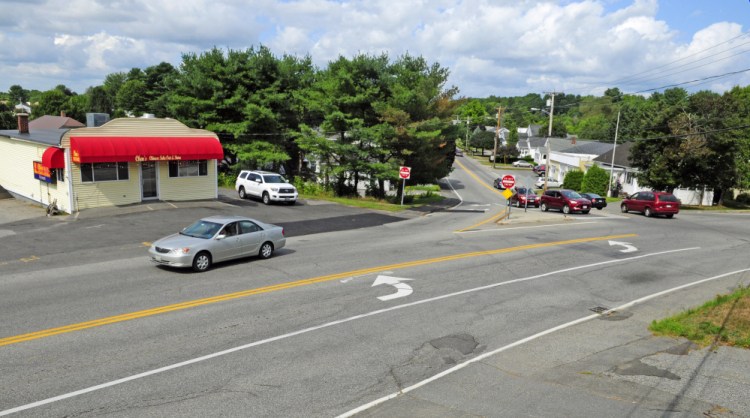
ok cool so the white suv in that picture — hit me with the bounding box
[235,170,298,205]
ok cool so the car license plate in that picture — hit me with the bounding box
[583,205,588,209]
[666,204,672,208]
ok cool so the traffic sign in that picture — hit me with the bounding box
[501,174,515,189]
[399,166,411,179]
[502,189,513,200]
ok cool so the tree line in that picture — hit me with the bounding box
[2,48,749,200]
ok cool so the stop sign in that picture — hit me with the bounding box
[501,174,515,189]
[399,166,411,179]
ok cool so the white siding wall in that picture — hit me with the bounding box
[158,161,218,201]
[71,163,142,210]
[0,137,71,212]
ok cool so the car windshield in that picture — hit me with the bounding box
[561,190,582,199]
[517,188,530,194]
[180,220,223,239]
[658,194,679,202]
[263,174,287,183]
[585,193,601,198]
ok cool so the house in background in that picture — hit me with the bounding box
[28,113,85,130]
[593,142,713,204]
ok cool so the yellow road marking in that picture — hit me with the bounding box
[19,255,39,263]
[0,233,636,347]
[453,158,508,231]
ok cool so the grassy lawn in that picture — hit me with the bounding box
[301,193,444,212]
[649,286,750,348]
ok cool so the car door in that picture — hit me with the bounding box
[546,191,561,209]
[247,173,262,197]
[213,222,242,262]
[237,220,264,257]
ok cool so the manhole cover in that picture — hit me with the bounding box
[590,306,610,314]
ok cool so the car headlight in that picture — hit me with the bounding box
[171,248,191,254]
[270,187,279,192]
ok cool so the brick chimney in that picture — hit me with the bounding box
[60,111,66,117]
[571,135,577,145]
[17,113,29,134]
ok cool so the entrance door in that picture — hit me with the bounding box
[141,162,158,200]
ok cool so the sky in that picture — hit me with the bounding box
[1,0,749,99]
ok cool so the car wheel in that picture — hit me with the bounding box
[192,251,211,272]
[262,192,271,205]
[644,207,652,217]
[541,202,548,212]
[515,200,520,208]
[238,186,247,199]
[666,214,674,219]
[620,204,628,213]
[259,242,274,259]
[563,205,570,214]
[596,207,603,210]
[582,210,590,214]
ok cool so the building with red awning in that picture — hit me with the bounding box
[0,114,224,213]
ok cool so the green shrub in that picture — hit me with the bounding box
[736,193,750,204]
[293,177,332,196]
[581,164,609,195]
[563,170,584,191]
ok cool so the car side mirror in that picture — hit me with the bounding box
[216,234,226,240]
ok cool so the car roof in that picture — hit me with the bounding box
[199,215,258,224]
[239,170,281,175]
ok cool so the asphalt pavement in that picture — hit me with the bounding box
[1,187,749,417]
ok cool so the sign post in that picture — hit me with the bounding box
[501,174,515,219]
[399,166,411,205]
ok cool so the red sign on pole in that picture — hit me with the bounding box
[501,174,515,189]
[399,166,411,179]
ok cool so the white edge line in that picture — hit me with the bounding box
[338,263,750,418]
[0,246,701,417]
[443,177,463,210]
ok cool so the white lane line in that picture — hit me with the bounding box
[443,177,463,210]
[0,247,700,417]
[337,265,750,418]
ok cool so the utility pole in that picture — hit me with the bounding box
[492,107,504,169]
[607,108,621,198]
[542,91,560,192]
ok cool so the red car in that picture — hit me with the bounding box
[540,189,591,214]
[620,191,680,218]
[510,187,539,208]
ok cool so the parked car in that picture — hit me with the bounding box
[455,148,463,157]
[540,189,591,214]
[509,187,539,208]
[532,164,546,175]
[534,177,561,188]
[580,192,607,210]
[149,215,286,272]
[512,160,533,168]
[493,177,508,190]
[236,170,298,205]
[620,191,680,218]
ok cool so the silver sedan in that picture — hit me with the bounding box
[148,215,286,272]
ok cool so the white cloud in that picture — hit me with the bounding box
[0,0,748,97]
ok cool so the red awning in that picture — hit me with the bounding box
[42,147,65,168]
[70,136,224,163]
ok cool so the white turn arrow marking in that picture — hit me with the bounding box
[372,275,414,301]
[609,240,638,253]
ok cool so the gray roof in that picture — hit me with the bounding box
[560,141,613,156]
[593,141,635,168]
[0,129,68,146]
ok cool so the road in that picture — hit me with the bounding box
[1,157,749,417]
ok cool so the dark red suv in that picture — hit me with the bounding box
[540,189,591,214]
[510,187,539,208]
[620,191,680,218]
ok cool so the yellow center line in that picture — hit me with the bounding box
[0,233,636,347]
[453,158,508,231]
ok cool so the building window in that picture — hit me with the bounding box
[80,162,129,182]
[55,168,64,182]
[168,160,208,177]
